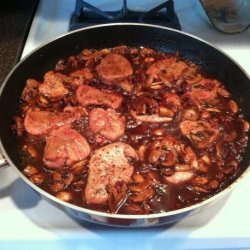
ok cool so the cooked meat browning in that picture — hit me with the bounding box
[85,142,138,205]
[180,120,220,149]
[39,71,69,100]
[70,68,93,81]
[187,78,220,106]
[43,125,90,168]
[76,84,123,109]
[68,68,94,88]
[15,45,249,215]
[163,93,181,112]
[24,107,83,136]
[96,53,133,84]
[89,108,125,141]
[147,58,188,86]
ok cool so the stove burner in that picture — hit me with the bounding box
[70,0,181,31]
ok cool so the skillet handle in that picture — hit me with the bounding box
[0,151,9,169]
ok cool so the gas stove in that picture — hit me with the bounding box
[1,0,250,249]
[70,0,181,30]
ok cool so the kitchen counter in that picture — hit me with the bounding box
[0,0,38,85]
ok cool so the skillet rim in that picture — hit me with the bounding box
[0,22,250,220]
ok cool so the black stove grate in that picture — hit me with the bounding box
[70,0,181,31]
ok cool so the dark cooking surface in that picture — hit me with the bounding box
[0,0,39,85]
[1,25,250,224]
[13,46,249,215]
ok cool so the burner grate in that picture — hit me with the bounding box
[70,0,181,31]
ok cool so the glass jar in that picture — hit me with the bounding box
[200,0,250,33]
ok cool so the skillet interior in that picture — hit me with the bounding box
[1,23,250,191]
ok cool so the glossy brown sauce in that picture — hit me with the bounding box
[13,46,249,214]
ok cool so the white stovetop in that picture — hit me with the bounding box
[1,0,250,249]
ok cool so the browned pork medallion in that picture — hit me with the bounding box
[13,45,249,214]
